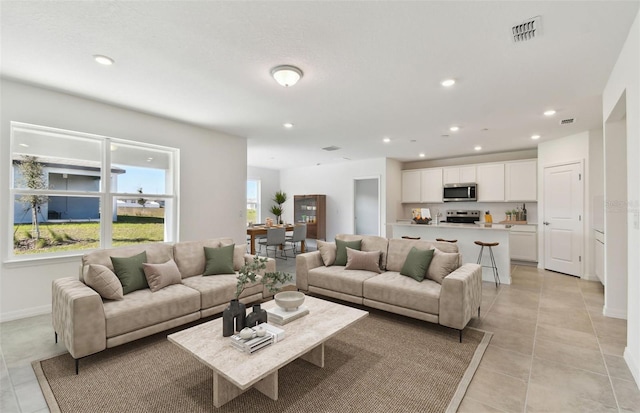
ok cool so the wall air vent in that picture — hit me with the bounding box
[560,118,576,125]
[511,16,542,43]
[322,146,341,151]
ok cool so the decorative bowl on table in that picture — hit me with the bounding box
[412,217,432,225]
[274,291,305,311]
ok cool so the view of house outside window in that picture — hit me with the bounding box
[247,179,260,225]
[9,122,178,258]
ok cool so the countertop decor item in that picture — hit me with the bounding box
[274,291,305,311]
[413,217,432,224]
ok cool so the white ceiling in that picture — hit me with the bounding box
[2,1,638,170]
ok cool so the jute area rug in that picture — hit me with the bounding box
[34,310,491,413]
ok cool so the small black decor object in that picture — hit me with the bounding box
[245,304,268,327]
[222,299,246,337]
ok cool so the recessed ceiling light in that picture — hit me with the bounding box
[271,65,303,87]
[19,143,29,148]
[147,157,153,162]
[544,110,556,116]
[383,137,391,143]
[450,126,460,132]
[419,153,426,158]
[93,55,114,65]
[474,146,482,151]
[283,123,294,128]
[441,79,456,87]
[531,134,541,140]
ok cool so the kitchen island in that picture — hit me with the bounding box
[391,222,512,285]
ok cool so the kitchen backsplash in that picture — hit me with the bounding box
[401,202,538,224]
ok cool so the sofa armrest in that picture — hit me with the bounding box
[439,263,482,330]
[295,251,324,291]
[244,254,277,298]
[52,277,106,359]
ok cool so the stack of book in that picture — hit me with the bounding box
[230,330,274,354]
[266,305,309,325]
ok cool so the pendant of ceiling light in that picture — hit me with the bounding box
[271,65,303,87]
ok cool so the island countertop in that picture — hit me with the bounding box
[392,222,512,231]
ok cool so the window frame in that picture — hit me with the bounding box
[7,122,179,262]
[246,178,261,225]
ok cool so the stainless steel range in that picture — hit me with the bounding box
[446,210,481,224]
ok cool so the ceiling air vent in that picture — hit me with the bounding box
[511,16,542,43]
[322,145,341,151]
[560,118,576,125]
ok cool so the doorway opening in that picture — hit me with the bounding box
[354,177,380,236]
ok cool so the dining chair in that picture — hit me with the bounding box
[258,227,287,259]
[286,224,307,255]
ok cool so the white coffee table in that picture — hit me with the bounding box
[168,295,368,407]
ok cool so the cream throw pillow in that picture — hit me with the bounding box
[317,240,336,266]
[86,264,124,300]
[345,248,382,273]
[427,249,460,284]
[143,259,182,292]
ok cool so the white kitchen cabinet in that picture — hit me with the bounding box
[443,166,476,184]
[509,225,537,262]
[594,230,604,284]
[505,160,537,201]
[476,163,505,202]
[420,168,443,202]
[402,170,421,203]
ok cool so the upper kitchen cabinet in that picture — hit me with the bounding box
[505,160,537,201]
[420,168,443,202]
[401,170,421,203]
[443,166,476,184]
[476,163,505,201]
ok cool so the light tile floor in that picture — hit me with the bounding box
[1,260,639,412]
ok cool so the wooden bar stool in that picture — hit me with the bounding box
[475,241,500,287]
[436,238,457,243]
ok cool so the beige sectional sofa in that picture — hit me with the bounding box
[52,238,274,372]
[296,234,482,340]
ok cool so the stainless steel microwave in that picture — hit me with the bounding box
[443,183,477,202]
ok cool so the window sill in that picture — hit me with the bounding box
[3,251,86,268]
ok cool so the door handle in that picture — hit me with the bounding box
[543,221,550,225]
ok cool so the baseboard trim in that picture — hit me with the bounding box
[0,304,51,323]
[624,347,640,390]
[603,305,627,319]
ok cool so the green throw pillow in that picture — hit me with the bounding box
[400,247,434,282]
[111,251,148,295]
[334,239,362,266]
[203,244,236,275]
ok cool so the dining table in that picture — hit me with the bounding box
[246,224,306,255]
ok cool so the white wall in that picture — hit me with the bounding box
[0,79,247,321]
[247,166,280,224]
[385,158,403,236]
[280,159,388,240]
[603,8,640,388]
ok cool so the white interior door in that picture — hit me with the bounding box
[354,178,380,236]
[543,162,584,276]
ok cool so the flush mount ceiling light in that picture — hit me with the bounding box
[474,146,482,151]
[419,153,426,158]
[450,126,460,132]
[441,79,456,87]
[531,134,541,140]
[93,54,114,65]
[283,123,294,128]
[271,65,303,87]
[544,109,556,116]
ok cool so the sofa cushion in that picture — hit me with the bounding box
[345,248,382,274]
[400,247,434,282]
[143,259,182,292]
[111,252,148,295]
[334,239,362,266]
[336,234,389,270]
[85,264,124,300]
[203,244,236,275]
[363,271,441,315]
[317,240,337,266]
[81,243,173,282]
[181,274,263,309]
[308,266,378,297]
[221,242,249,271]
[103,284,200,338]
[427,249,460,284]
[173,238,233,278]
[386,239,458,272]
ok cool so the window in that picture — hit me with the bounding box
[246,179,260,225]
[9,122,178,259]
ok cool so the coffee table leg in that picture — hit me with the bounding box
[300,342,324,367]
[213,371,279,407]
